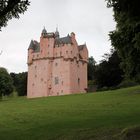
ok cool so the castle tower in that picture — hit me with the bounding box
[27,28,88,98]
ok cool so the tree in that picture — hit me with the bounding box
[0,0,30,30]
[106,0,140,82]
[0,67,14,99]
[10,72,27,96]
[95,50,124,89]
[88,56,96,81]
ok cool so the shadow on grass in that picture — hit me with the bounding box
[114,125,140,140]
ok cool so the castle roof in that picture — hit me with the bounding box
[28,40,40,52]
[55,35,72,45]
[78,44,86,51]
[42,27,47,34]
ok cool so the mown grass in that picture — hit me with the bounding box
[0,86,140,140]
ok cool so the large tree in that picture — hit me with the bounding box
[0,0,30,30]
[106,0,140,82]
[0,67,14,99]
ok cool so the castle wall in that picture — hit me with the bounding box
[27,59,49,98]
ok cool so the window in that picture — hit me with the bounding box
[66,51,68,54]
[78,78,80,85]
[71,51,72,54]
[55,77,59,85]
[55,62,58,66]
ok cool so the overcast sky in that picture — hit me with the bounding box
[0,0,116,73]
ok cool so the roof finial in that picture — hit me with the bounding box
[55,25,59,38]
[56,24,58,31]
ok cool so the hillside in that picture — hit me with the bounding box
[0,86,140,140]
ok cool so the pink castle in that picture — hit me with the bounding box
[27,28,88,98]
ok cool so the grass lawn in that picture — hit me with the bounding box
[0,86,140,140]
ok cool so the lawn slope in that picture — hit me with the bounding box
[0,86,140,140]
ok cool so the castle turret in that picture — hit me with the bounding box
[41,27,47,37]
[55,28,59,38]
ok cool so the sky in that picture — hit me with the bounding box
[0,0,116,73]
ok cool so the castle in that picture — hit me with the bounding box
[27,28,88,98]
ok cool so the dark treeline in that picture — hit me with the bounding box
[0,68,27,98]
[88,49,123,90]
[88,49,139,91]
[10,72,27,96]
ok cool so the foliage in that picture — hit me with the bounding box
[106,0,140,81]
[88,56,96,81]
[10,72,27,96]
[95,50,124,89]
[0,0,30,30]
[0,86,140,139]
[118,79,138,89]
[0,67,13,98]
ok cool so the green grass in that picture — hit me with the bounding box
[0,86,140,140]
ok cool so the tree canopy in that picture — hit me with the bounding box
[106,0,140,82]
[88,56,96,81]
[0,67,13,98]
[10,72,27,96]
[94,50,124,89]
[0,0,30,30]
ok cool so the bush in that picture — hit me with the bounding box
[117,79,138,88]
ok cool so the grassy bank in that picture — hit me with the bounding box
[0,86,140,140]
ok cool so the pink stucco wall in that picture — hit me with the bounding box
[27,30,88,98]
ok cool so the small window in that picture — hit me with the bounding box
[55,77,59,85]
[71,51,72,54]
[78,78,80,85]
[55,63,58,66]
[61,81,63,85]
[66,51,68,54]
